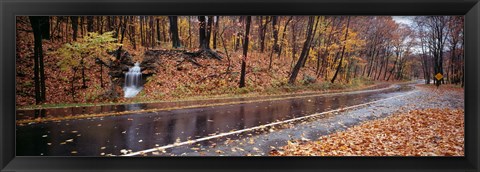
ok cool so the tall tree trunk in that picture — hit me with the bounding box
[169,16,181,48]
[161,18,168,42]
[383,57,389,80]
[258,16,265,52]
[156,18,161,46]
[98,16,104,34]
[206,16,214,49]
[150,16,155,48]
[116,16,128,59]
[387,53,399,81]
[198,16,208,49]
[290,20,297,71]
[259,16,271,52]
[331,16,350,83]
[29,16,49,104]
[114,16,121,38]
[316,17,327,76]
[278,16,293,58]
[129,16,137,50]
[288,16,315,84]
[188,16,192,48]
[319,17,336,78]
[80,16,85,37]
[239,16,251,88]
[106,16,112,31]
[140,16,145,46]
[219,23,232,72]
[376,56,384,80]
[301,17,320,67]
[87,16,94,32]
[70,16,78,41]
[213,16,220,49]
[65,17,69,42]
[268,16,279,69]
[39,17,48,101]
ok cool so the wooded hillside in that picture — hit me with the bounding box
[16,16,464,107]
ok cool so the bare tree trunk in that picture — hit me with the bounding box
[140,16,145,46]
[198,16,208,49]
[70,16,78,41]
[259,16,271,52]
[239,16,251,88]
[278,16,293,58]
[206,16,214,49]
[87,16,94,32]
[169,16,181,48]
[129,16,137,50]
[156,18,161,47]
[188,16,192,49]
[268,16,279,69]
[29,17,46,104]
[150,16,155,48]
[213,16,219,49]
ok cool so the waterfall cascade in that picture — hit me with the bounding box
[124,62,143,98]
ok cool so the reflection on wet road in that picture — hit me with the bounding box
[16,84,414,156]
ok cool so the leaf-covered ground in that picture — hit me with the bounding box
[270,108,464,156]
[269,85,464,156]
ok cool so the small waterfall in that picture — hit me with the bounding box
[124,62,143,98]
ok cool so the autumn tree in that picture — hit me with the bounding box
[387,24,412,81]
[420,16,449,86]
[55,32,120,101]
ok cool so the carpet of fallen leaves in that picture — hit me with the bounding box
[271,108,464,156]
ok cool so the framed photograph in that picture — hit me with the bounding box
[1,0,479,171]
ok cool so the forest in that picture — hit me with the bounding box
[16,16,464,107]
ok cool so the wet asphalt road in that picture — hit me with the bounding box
[16,83,415,156]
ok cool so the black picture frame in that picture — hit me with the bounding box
[1,0,479,171]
